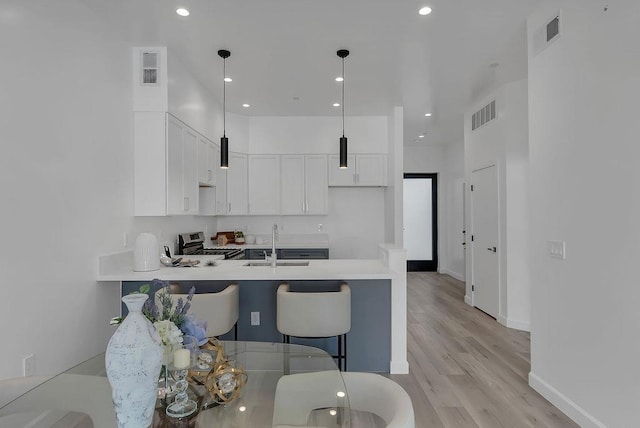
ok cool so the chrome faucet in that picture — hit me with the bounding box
[266,224,278,267]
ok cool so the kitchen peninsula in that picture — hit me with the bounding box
[97,245,408,374]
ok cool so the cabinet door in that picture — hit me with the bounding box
[305,155,328,214]
[182,128,199,214]
[226,152,248,215]
[215,150,228,215]
[166,115,185,215]
[355,154,386,186]
[280,155,305,215]
[279,248,329,259]
[248,155,280,215]
[328,154,356,186]
[197,136,216,186]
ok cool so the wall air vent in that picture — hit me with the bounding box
[471,100,496,131]
[141,51,159,85]
[546,16,560,42]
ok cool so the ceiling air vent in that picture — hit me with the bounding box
[141,51,159,86]
[471,100,496,131]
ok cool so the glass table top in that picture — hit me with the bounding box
[0,341,351,428]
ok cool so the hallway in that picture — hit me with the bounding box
[390,273,577,427]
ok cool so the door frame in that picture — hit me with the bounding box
[404,173,438,271]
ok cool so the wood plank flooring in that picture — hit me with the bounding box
[389,273,578,428]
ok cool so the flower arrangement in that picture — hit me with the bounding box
[110,279,209,363]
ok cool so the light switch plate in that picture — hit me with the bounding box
[251,312,260,326]
[548,240,566,259]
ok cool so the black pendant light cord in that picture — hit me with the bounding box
[342,55,345,137]
[223,57,226,137]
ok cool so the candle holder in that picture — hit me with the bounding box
[165,366,198,418]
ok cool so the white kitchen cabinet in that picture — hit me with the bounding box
[328,153,387,187]
[281,155,328,215]
[134,112,199,216]
[226,152,248,215]
[197,135,217,187]
[215,152,228,215]
[248,155,280,215]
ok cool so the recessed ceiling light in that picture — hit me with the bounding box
[424,113,432,117]
[224,77,232,82]
[333,103,340,107]
[176,8,190,16]
[329,409,337,416]
[335,77,344,82]
[418,6,432,15]
[242,103,250,108]
[238,405,246,412]
[419,134,425,138]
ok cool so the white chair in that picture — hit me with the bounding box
[166,283,240,339]
[277,282,350,371]
[272,371,348,427]
[342,372,415,428]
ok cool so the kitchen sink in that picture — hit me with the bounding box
[243,261,310,267]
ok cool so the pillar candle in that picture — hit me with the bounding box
[173,349,191,369]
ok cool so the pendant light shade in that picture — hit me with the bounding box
[218,49,231,169]
[337,49,349,169]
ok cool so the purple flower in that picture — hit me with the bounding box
[181,315,208,346]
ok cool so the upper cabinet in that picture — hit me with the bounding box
[248,155,280,215]
[328,154,387,187]
[226,152,248,215]
[281,155,328,215]
[135,112,199,216]
[197,135,217,187]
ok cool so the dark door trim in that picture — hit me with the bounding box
[404,173,438,271]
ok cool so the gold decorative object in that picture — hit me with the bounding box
[199,339,248,404]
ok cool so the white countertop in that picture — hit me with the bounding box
[97,254,392,282]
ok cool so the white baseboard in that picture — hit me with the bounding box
[498,315,530,332]
[439,268,465,282]
[464,295,472,306]
[389,360,409,374]
[529,372,606,428]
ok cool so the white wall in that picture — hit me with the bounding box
[0,1,223,380]
[464,78,530,330]
[385,107,404,245]
[527,2,640,426]
[443,140,466,280]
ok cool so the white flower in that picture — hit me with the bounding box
[154,320,184,365]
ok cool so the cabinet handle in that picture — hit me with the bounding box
[353,173,356,184]
[302,201,305,212]
[356,173,360,184]
[184,197,189,211]
[228,202,231,212]
[208,169,212,181]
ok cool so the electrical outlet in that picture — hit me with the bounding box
[23,354,35,377]
[317,223,323,232]
[548,240,566,259]
[251,312,260,326]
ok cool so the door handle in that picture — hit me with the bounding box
[487,247,497,252]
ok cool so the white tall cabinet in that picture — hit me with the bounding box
[281,155,328,215]
[134,112,199,216]
[197,135,217,187]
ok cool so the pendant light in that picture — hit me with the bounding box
[337,49,349,169]
[218,49,231,169]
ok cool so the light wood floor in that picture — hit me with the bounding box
[389,272,578,428]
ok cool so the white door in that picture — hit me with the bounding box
[304,155,328,214]
[227,152,248,215]
[248,155,280,214]
[471,165,499,318]
[281,155,306,215]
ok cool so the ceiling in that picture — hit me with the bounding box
[84,0,540,146]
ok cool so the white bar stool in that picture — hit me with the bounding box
[167,283,240,339]
[277,282,351,371]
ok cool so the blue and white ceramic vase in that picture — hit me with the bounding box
[106,294,163,428]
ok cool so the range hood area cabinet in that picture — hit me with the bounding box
[280,155,328,215]
[226,152,248,215]
[328,154,388,186]
[134,112,200,216]
[248,155,280,215]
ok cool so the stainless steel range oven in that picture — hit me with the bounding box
[177,232,245,259]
